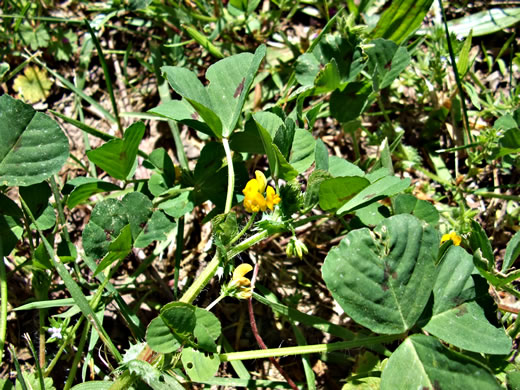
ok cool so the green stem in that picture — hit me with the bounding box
[205,294,226,311]
[50,176,71,243]
[179,252,221,304]
[64,321,91,390]
[0,239,7,366]
[222,138,235,214]
[228,213,257,247]
[219,334,402,361]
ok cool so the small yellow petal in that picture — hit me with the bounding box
[265,186,281,210]
[254,170,267,193]
[233,263,253,281]
[441,231,461,246]
[243,178,260,195]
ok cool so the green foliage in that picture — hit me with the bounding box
[2,1,519,388]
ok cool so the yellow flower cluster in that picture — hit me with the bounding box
[441,231,462,246]
[242,170,281,213]
[229,263,253,299]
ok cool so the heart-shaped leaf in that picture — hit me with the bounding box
[322,214,437,334]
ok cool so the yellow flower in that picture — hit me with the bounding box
[254,170,267,193]
[242,171,280,213]
[441,231,462,246]
[243,190,267,213]
[228,263,253,300]
[265,186,281,210]
[232,263,253,281]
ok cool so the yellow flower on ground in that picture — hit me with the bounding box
[441,231,462,246]
[242,170,281,213]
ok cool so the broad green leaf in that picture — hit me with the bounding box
[354,201,391,226]
[328,156,364,177]
[148,99,213,137]
[194,307,222,352]
[229,119,265,154]
[330,81,372,123]
[313,59,341,94]
[380,334,500,389]
[0,95,69,187]
[319,176,370,211]
[289,128,315,174]
[146,317,182,354]
[82,192,159,260]
[162,45,266,138]
[87,122,145,180]
[322,214,437,334]
[365,39,411,90]
[134,210,176,248]
[128,359,185,390]
[181,347,220,382]
[12,66,53,104]
[371,0,434,44]
[160,302,197,335]
[63,177,120,208]
[159,191,194,218]
[337,175,411,215]
[392,194,439,226]
[82,199,128,260]
[94,225,133,275]
[18,22,50,51]
[423,246,511,354]
[295,53,320,86]
[503,230,520,272]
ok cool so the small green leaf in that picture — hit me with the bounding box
[365,39,411,91]
[94,225,133,275]
[146,317,182,354]
[181,347,220,382]
[380,334,501,389]
[0,95,69,187]
[87,122,145,180]
[392,194,439,226]
[193,307,222,352]
[160,302,197,335]
[469,220,494,267]
[134,211,176,248]
[159,192,194,219]
[64,177,121,208]
[503,230,520,272]
[322,214,437,334]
